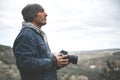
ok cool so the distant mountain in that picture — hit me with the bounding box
[70,48,120,54]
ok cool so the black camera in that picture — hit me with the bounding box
[60,50,78,64]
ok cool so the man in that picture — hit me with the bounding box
[13,4,69,80]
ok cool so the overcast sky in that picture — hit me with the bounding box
[0,0,120,52]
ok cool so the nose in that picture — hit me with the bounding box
[44,12,47,17]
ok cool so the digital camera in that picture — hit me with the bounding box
[60,50,78,64]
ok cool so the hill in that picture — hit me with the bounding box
[0,44,120,80]
[58,49,120,80]
[0,45,20,80]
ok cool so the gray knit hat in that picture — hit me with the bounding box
[22,4,44,22]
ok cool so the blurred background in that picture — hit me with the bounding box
[0,0,120,52]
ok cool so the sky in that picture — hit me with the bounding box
[0,0,120,52]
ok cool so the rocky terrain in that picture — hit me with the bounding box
[0,45,21,80]
[0,44,120,80]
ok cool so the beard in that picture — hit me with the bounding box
[36,21,47,28]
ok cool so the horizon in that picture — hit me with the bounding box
[0,44,120,53]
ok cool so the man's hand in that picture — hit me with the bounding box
[55,54,69,67]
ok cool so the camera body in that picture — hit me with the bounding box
[60,50,78,64]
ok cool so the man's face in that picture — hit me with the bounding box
[34,9,47,27]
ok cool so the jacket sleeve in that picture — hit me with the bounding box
[13,32,57,73]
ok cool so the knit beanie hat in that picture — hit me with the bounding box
[22,4,44,22]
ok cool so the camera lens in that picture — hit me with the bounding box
[69,55,78,64]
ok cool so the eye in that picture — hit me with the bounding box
[39,9,44,12]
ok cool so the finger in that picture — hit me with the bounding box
[59,59,69,64]
[59,61,69,65]
[58,53,62,56]
[60,59,69,62]
[62,55,69,58]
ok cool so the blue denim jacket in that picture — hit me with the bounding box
[13,25,58,80]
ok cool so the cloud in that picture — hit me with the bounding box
[0,0,120,52]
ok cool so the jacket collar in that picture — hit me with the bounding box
[22,22,43,34]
